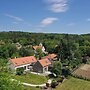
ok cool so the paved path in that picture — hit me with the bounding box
[22,79,52,87]
[11,79,52,87]
[30,71,52,76]
[22,83,46,87]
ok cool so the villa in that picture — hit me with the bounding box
[9,56,37,72]
[9,55,52,73]
[32,43,47,54]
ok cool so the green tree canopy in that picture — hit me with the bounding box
[51,61,62,77]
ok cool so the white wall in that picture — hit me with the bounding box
[15,63,32,71]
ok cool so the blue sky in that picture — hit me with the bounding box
[0,0,90,34]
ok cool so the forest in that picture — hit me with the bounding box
[0,31,90,67]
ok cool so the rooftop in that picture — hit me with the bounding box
[38,58,51,67]
[10,56,37,67]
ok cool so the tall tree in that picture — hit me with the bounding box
[51,61,62,77]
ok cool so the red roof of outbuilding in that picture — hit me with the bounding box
[42,54,57,60]
[33,46,43,50]
[48,54,57,59]
[10,56,37,67]
[38,59,51,67]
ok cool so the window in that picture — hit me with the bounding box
[44,67,48,71]
[24,66,26,70]
[27,65,30,69]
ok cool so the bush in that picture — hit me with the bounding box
[36,86,39,88]
[16,67,24,75]
[57,76,64,83]
[51,80,58,88]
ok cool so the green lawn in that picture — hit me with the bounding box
[54,77,90,90]
[23,86,40,90]
[87,60,90,64]
[12,73,47,84]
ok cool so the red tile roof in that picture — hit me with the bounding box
[10,56,37,67]
[33,46,43,50]
[48,54,57,59]
[38,59,51,67]
[42,54,57,60]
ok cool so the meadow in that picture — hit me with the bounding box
[54,77,90,90]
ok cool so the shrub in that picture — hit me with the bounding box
[51,80,58,88]
[57,76,64,83]
[36,86,39,88]
[16,67,24,75]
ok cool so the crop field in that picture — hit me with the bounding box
[54,77,90,90]
[73,64,90,79]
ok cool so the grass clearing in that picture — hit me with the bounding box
[12,73,47,84]
[54,77,90,90]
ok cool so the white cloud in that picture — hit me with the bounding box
[12,22,19,24]
[67,23,75,26]
[87,18,90,22]
[45,0,68,13]
[5,14,24,21]
[41,17,58,26]
[4,13,32,28]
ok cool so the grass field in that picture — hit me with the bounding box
[54,77,90,90]
[23,86,40,90]
[12,73,47,84]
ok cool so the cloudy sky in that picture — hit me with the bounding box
[0,0,90,34]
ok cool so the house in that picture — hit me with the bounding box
[15,42,22,50]
[42,54,57,62]
[32,43,47,53]
[9,56,37,72]
[33,58,52,73]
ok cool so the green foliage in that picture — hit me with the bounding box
[19,47,34,57]
[51,61,62,76]
[51,79,58,88]
[55,77,90,90]
[12,72,47,84]
[62,67,71,77]
[0,73,24,90]
[0,43,17,58]
[16,67,24,75]
[0,59,7,72]
[35,48,45,59]
[0,32,90,77]
[44,40,57,53]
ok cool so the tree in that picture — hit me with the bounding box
[51,61,62,77]
[35,48,45,59]
[51,80,58,88]
[43,40,57,53]
[19,47,34,57]
[16,67,24,75]
[19,38,29,46]
[0,59,7,71]
[0,73,24,90]
[62,67,71,77]
[82,56,88,64]
[0,44,17,58]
